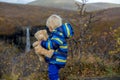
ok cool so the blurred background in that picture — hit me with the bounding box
[0,0,120,80]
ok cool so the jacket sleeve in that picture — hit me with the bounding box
[41,36,64,50]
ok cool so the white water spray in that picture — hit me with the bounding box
[25,27,31,52]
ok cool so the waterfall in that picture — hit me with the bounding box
[25,27,31,52]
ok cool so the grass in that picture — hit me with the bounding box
[0,41,120,80]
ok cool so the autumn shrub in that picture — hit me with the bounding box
[0,41,48,80]
[0,42,19,76]
[59,53,120,79]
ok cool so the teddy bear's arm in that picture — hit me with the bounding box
[35,44,54,58]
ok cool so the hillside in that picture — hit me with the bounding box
[0,2,76,35]
[86,2,120,11]
[28,0,77,11]
[0,2,120,80]
[28,0,120,11]
[0,2,120,35]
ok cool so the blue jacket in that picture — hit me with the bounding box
[41,23,73,67]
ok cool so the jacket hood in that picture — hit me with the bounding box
[55,23,74,39]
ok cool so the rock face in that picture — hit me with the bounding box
[0,26,46,49]
[28,0,120,11]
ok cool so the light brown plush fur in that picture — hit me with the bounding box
[34,30,48,41]
[33,30,54,62]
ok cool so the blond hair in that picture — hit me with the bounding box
[46,14,62,29]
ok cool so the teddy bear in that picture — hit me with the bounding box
[34,29,48,41]
[33,30,54,62]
